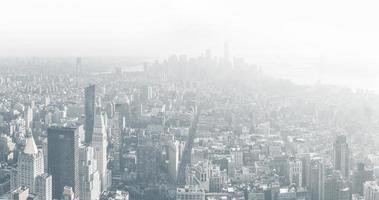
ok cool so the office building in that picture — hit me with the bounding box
[92,112,109,191]
[85,84,96,143]
[35,173,52,200]
[17,135,44,194]
[364,181,379,200]
[333,135,350,178]
[79,145,101,200]
[353,163,373,195]
[47,126,80,199]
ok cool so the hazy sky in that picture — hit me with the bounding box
[1,0,379,62]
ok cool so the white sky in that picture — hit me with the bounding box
[1,0,379,61]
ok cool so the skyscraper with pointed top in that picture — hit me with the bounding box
[17,135,44,193]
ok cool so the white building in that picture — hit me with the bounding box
[364,181,379,200]
[92,112,109,191]
[168,139,185,182]
[289,158,303,187]
[79,145,101,200]
[17,135,44,194]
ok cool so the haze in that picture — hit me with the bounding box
[0,0,377,59]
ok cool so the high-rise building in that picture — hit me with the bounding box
[288,157,303,187]
[0,134,15,162]
[333,135,350,178]
[136,141,160,183]
[353,163,373,196]
[17,135,44,194]
[35,173,52,200]
[47,126,80,199]
[324,170,349,200]
[111,112,122,173]
[309,157,324,200]
[168,140,185,182]
[24,106,33,133]
[79,145,101,200]
[85,84,96,143]
[92,112,109,191]
[364,181,379,200]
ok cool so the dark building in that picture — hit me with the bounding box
[47,126,80,199]
[136,142,160,183]
[85,84,96,143]
[333,135,349,178]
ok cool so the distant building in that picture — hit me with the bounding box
[168,139,185,182]
[333,135,349,178]
[353,163,373,196]
[136,141,160,183]
[47,126,80,199]
[288,157,303,187]
[176,186,205,200]
[309,158,324,200]
[364,181,379,200]
[100,190,129,200]
[85,84,96,143]
[324,170,349,200]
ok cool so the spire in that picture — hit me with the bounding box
[23,135,38,155]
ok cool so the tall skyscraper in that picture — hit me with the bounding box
[111,112,122,173]
[79,145,101,200]
[24,106,33,132]
[333,135,350,178]
[92,112,108,191]
[309,157,324,200]
[85,84,96,143]
[47,126,81,199]
[17,135,44,194]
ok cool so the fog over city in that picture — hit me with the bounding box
[1,1,379,200]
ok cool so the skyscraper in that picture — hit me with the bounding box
[17,135,44,194]
[24,106,33,133]
[35,173,52,200]
[47,126,81,199]
[309,157,324,200]
[79,145,101,200]
[85,84,96,143]
[288,157,303,187]
[92,112,108,191]
[333,135,350,178]
[352,162,373,195]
